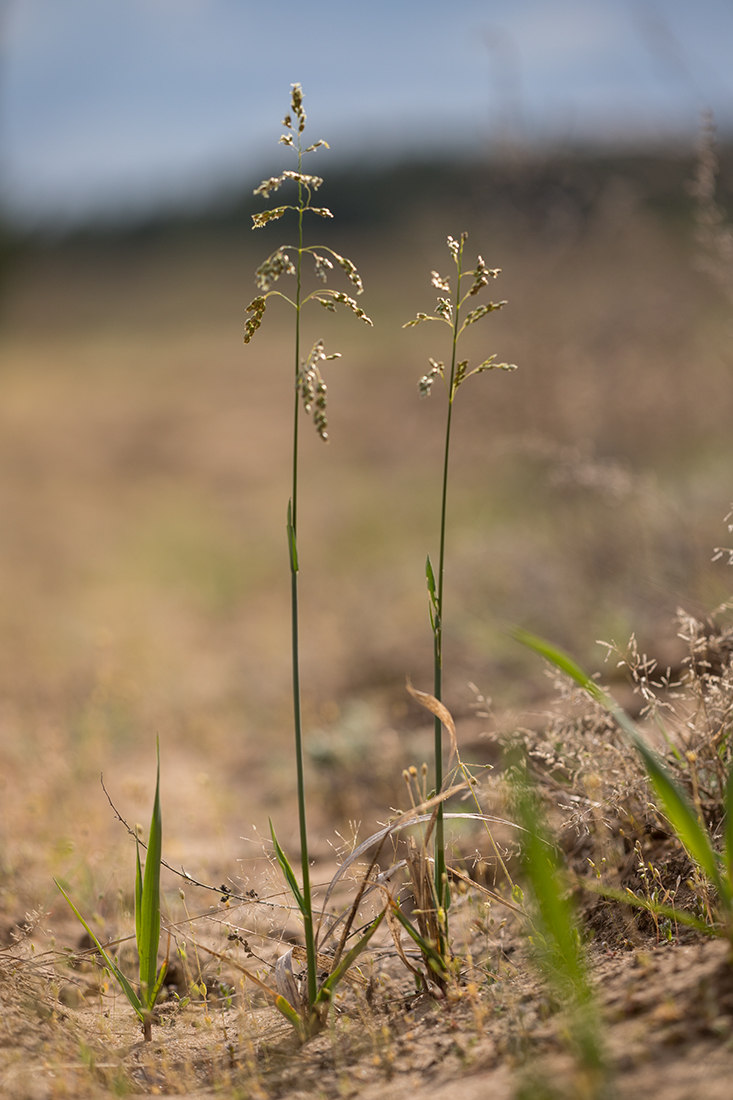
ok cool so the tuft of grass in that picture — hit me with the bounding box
[405,232,516,946]
[56,740,168,1041]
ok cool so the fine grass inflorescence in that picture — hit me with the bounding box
[405,232,516,950]
[244,83,375,1038]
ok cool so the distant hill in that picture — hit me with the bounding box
[2,145,732,257]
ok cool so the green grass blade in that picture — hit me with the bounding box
[149,958,169,1009]
[578,876,716,936]
[270,820,306,916]
[274,993,306,1038]
[513,783,589,997]
[514,629,726,899]
[639,742,726,898]
[388,901,448,974]
[314,909,384,1006]
[135,838,142,950]
[287,500,299,574]
[511,774,606,1079]
[426,555,436,600]
[138,740,162,1009]
[55,879,144,1019]
[723,764,733,883]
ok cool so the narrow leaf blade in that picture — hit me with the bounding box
[55,880,144,1018]
[135,839,142,950]
[314,910,384,1005]
[388,901,447,973]
[725,765,733,879]
[270,820,306,916]
[138,740,162,1008]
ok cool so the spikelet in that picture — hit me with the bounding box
[297,340,341,441]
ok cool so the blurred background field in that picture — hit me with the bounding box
[1,0,733,934]
[2,147,733,922]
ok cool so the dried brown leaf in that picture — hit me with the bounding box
[406,680,458,764]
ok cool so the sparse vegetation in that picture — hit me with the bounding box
[3,94,733,1100]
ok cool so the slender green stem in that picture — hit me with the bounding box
[290,147,317,1009]
[433,239,465,934]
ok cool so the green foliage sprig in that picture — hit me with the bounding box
[56,741,167,1042]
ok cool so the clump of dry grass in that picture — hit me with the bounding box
[502,600,733,946]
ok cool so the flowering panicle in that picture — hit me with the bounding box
[406,233,516,399]
[243,83,369,371]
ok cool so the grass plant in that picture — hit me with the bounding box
[404,233,516,944]
[243,83,373,1037]
[56,741,167,1041]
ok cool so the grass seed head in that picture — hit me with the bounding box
[431,270,451,291]
[255,249,295,291]
[313,253,334,282]
[435,297,453,322]
[243,296,267,343]
[298,340,342,441]
[291,82,306,132]
[418,359,443,398]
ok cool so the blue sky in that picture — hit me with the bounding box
[1,0,732,226]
